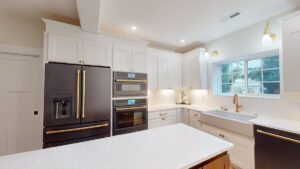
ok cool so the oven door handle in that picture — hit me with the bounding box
[115,79,147,83]
[115,106,148,111]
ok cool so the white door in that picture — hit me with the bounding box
[148,118,161,129]
[157,55,168,89]
[0,53,43,155]
[182,60,191,89]
[131,47,147,73]
[48,33,82,64]
[147,51,158,89]
[113,45,131,72]
[83,39,112,66]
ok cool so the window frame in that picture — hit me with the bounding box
[213,49,280,98]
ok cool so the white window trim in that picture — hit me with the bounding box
[212,49,280,99]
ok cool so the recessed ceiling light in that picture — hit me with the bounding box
[180,39,185,43]
[131,26,137,30]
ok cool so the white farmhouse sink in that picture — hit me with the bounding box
[200,110,256,137]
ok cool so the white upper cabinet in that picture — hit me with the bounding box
[157,54,168,89]
[155,49,182,89]
[167,57,182,89]
[48,33,83,64]
[131,47,147,73]
[113,45,131,72]
[182,48,207,90]
[282,11,300,91]
[113,45,147,73]
[83,39,112,66]
[43,19,148,68]
[182,60,191,89]
[147,49,158,89]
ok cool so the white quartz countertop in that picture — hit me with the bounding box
[249,116,300,135]
[0,124,233,169]
[148,104,215,112]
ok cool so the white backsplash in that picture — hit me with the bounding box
[148,89,178,106]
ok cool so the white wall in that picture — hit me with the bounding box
[0,14,44,48]
[189,16,300,120]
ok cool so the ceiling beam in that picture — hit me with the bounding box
[76,0,102,33]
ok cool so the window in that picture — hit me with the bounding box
[218,53,280,96]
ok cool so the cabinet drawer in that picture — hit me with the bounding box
[149,111,161,120]
[149,109,177,120]
[161,116,177,126]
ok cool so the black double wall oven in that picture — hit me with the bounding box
[113,72,148,135]
[44,63,111,148]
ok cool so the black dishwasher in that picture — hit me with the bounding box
[254,125,300,169]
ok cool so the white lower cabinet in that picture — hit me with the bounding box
[148,109,181,129]
[182,109,189,125]
[176,109,182,123]
[201,123,255,169]
[188,110,201,130]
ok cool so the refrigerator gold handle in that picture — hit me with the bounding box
[82,70,86,119]
[45,123,108,135]
[257,129,300,144]
[76,70,80,119]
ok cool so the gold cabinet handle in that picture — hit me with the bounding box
[76,70,80,119]
[160,113,167,116]
[116,106,147,111]
[45,124,108,135]
[82,70,86,119]
[115,79,147,83]
[257,129,300,144]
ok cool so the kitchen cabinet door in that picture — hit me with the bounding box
[83,39,112,67]
[147,51,158,89]
[148,118,161,129]
[131,47,147,73]
[190,58,201,89]
[182,109,189,125]
[182,60,191,89]
[176,109,182,123]
[157,55,168,89]
[283,13,300,91]
[189,111,201,130]
[202,123,255,169]
[167,59,182,89]
[48,33,83,64]
[203,154,230,169]
[161,116,177,126]
[113,45,131,72]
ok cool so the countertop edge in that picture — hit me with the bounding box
[249,117,300,135]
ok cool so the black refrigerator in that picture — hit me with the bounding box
[43,63,111,148]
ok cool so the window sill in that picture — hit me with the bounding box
[212,93,280,100]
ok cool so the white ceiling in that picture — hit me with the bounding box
[0,0,300,52]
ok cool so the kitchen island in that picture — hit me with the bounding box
[0,124,233,169]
